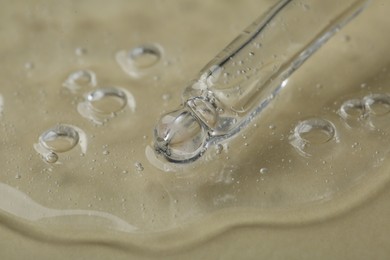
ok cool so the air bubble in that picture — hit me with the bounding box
[77,87,135,124]
[290,118,337,157]
[116,43,163,78]
[39,125,80,153]
[63,70,97,94]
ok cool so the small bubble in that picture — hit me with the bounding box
[162,93,171,101]
[45,152,59,164]
[102,150,110,155]
[135,162,144,172]
[215,144,223,154]
[116,43,163,78]
[15,174,22,179]
[63,70,97,94]
[351,142,359,148]
[75,47,87,56]
[24,62,34,70]
[269,124,276,130]
[259,168,269,174]
[39,125,79,153]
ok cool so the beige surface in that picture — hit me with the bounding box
[0,0,389,259]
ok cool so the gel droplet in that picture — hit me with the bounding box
[127,45,161,68]
[363,93,390,130]
[87,87,127,114]
[34,125,87,163]
[39,125,80,153]
[290,118,337,157]
[63,70,97,94]
[297,119,335,144]
[363,94,390,116]
[338,99,366,128]
[78,87,135,124]
[339,99,365,118]
[116,43,163,78]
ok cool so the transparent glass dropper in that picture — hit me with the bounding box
[154,0,370,163]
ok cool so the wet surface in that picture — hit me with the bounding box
[0,0,389,258]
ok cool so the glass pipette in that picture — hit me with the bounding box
[153,0,370,163]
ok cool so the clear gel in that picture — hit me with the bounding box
[153,0,370,163]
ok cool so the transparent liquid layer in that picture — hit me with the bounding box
[0,0,389,255]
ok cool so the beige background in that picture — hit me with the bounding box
[0,0,389,259]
